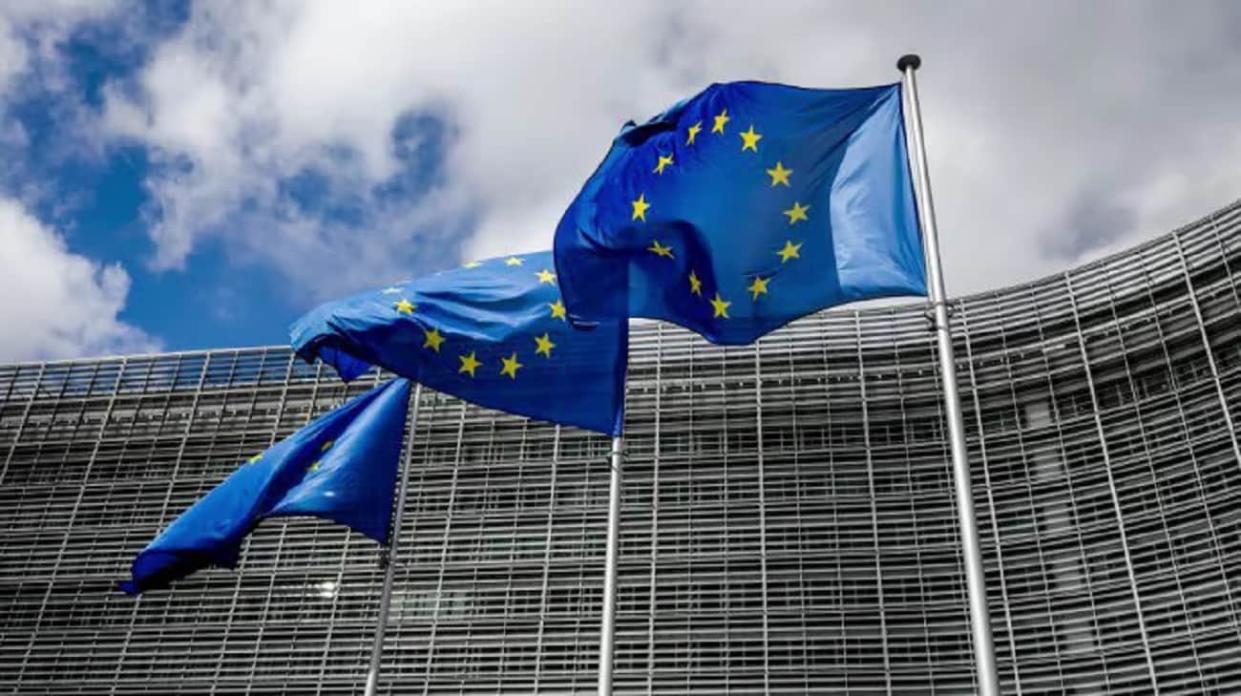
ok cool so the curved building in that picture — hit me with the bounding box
[1,201,1240,695]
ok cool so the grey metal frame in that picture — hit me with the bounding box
[2,200,1241,694]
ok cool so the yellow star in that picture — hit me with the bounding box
[766,161,792,187]
[422,327,446,352]
[653,153,674,175]
[308,460,322,473]
[686,121,702,145]
[739,125,762,152]
[458,351,482,377]
[648,240,674,258]
[247,454,262,464]
[549,299,567,321]
[712,108,730,134]
[394,298,416,315]
[505,256,524,266]
[463,260,482,269]
[783,201,810,225]
[534,333,556,358]
[499,352,523,379]
[688,270,703,296]
[535,269,557,284]
[748,276,770,300]
[710,292,731,319]
[777,240,803,263]
[320,440,334,451]
[631,193,651,222]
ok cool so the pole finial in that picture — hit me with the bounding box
[897,54,922,72]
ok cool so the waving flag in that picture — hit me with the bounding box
[554,81,927,345]
[122,378,411,594]
[290,251,627,435]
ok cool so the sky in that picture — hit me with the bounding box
[1,1,1240,362]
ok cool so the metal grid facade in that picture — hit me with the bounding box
[3,200,1241,695]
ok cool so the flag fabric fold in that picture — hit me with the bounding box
[553,81,927,345]
[121,378,411,595]
[290,251,627,436]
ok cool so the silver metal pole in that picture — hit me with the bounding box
[597,435,624,695]
[898,53,1000,696]
[363,382,423,696]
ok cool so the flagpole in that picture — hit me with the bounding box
[898,54,1000,696]
[597,434,623,695]
[363,382,423,696]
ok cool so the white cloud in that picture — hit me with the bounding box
[0,1,155,361]
[99,2,680,301]
[97,0,1241,305]
[0,197,157,360]
[0,1,120,96]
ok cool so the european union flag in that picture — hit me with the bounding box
[290,251,627,435]
[554,81,927,345]
[121,378,411,595]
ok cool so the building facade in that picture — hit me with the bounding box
[2,201,1241,695]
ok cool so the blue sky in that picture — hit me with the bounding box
[1,1,1239,361]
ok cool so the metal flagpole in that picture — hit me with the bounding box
[363,382,423,696]
[597,434,624,695]
[898,54,1000,696]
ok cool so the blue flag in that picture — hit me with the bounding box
[121,378,411,595]
[290,251,627,435]
[554,81,927,345]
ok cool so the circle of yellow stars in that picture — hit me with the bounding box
[624,103,809,323]
[384,258,573,385]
